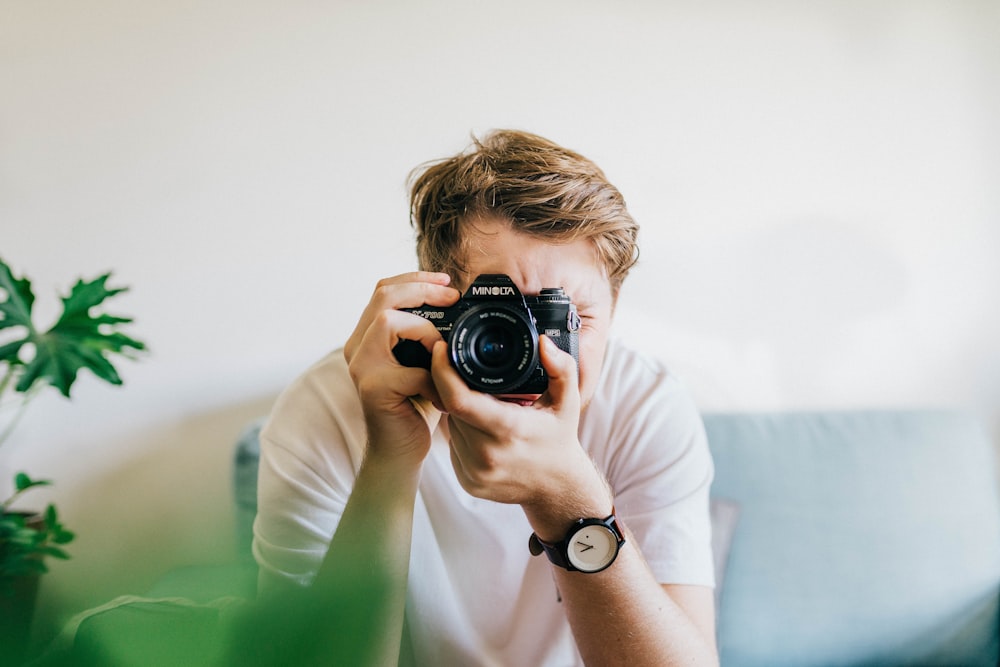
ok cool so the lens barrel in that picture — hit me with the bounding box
[449,303,538,393]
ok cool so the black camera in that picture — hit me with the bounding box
[392,274,581,394]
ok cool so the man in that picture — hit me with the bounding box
[253,130,718,666]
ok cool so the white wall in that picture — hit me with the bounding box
[2,0,998,640]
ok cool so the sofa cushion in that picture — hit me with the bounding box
[233,418,265,561]
[705,410,1000,667]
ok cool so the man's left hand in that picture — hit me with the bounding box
[431,335,612,534]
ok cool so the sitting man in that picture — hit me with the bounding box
[252,129,718,666]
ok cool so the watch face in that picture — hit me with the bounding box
[567,523,620,572]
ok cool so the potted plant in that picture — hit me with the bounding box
[0,257,145,664]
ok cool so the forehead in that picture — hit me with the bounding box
[456,217,611,304]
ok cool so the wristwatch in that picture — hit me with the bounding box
[528,512,626,573]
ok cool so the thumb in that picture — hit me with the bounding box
[539,335,580,411]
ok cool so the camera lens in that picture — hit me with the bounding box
[450,304,538,393]
[474,326,513,368]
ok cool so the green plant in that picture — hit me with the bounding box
[0,473,74,595]
[0,256,145,589]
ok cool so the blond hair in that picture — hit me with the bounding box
[408,130,639,296]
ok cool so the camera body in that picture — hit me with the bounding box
[393,274,581,394]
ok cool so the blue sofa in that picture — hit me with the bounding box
[41,410,1000,666]
[704,411,999,666]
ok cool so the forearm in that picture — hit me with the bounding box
[553,543,718,667]
[307,450,422,667]
[522,460,717,667]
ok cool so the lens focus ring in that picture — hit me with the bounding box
[449,304,538,393]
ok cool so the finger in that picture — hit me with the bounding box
[371,272,459,309]
[430,341,512,433]
[377,271,452,287]
[352,363,441,412]
[537,335,581,413]
[389,309,448,354]
[360,309,449,367]
[345,273,460,362]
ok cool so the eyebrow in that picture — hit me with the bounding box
[571,298,599,312]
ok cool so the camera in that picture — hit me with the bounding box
[392,274,581,394]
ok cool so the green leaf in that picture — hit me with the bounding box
[57,275,127,321]
[6,528,42,548]
[15,472,50,492]
[0,258,35,336]
[39,545,70,560]
[2,267,146,398]
[52,528,75,545]
[0,340,24,365]
[0,514,24,538]
[14,472,30,491]
[0,259,35,387]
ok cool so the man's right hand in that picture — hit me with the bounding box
[344,271,460,465]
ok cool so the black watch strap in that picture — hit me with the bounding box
[528,511,625,573]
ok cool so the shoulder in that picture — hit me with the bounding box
[583,338,708,481]
[261,348,366,474]
[591,337,699,421]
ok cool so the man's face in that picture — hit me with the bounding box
[453,216,615,409]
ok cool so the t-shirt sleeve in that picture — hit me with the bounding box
[251,351,365,597]
[585,344,715,588]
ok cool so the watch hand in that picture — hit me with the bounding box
[576,542,594,552]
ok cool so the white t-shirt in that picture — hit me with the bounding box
[253,337,714,666]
